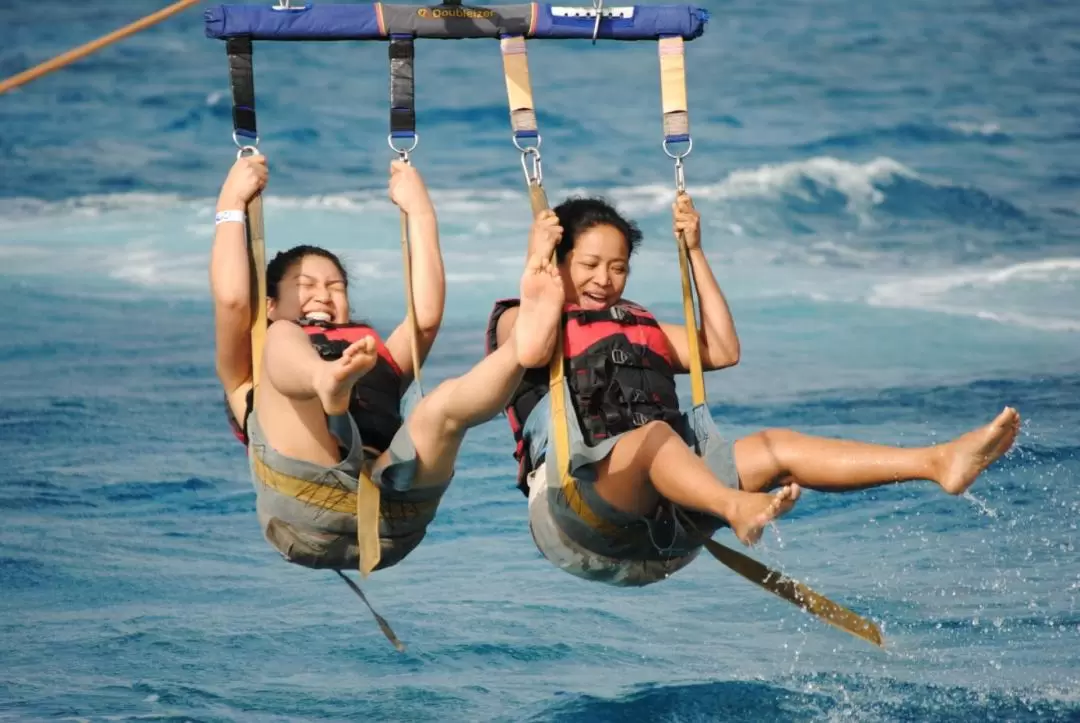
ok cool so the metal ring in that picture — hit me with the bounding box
[236,144,261,159]
[233,130,259,150]
[662,136,693,160]
[387,133,419,155]
[512,133,542,154]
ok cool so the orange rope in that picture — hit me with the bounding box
[0,0,202,96]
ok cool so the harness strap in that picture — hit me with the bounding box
[500,35,548,215]
[226,35,401,650]
[250,450,439,522]
[355,471,383,577]
[499,34,613,534]
[658,36,690,145]
[675,508,885,648]
[225,38,268,391]
[387,36,426,398]
[500,35,539,144]
[334,571,407,652]
[655,35,705,407]
[388,36,417,142]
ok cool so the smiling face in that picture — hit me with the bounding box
[561,223,630,310]
[267,253,350,324]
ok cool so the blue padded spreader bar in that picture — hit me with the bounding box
[205,3,709,41]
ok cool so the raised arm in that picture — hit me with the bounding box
[659,194,741,373]
[382,161,443,381]
[209,155,268,418]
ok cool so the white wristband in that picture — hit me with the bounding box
[215,210,246,226]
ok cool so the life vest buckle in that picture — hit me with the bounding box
[609,305,636,324]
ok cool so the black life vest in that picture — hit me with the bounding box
[485,299,684,495]
[227,319,406,454]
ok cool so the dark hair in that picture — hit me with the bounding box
[552,197,643,263]
[266,245,348,299]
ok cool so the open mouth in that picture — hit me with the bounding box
[581,291,607,309]
[304,311,333,322]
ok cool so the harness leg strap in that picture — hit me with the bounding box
[356,470,382,577]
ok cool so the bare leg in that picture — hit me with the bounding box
[385,251,564,486]
[733,407,1021,495]
[255,321,379,465]
[594,421,801,545]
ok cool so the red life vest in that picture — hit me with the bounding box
[227,319,405,453]
[485,299,684,495]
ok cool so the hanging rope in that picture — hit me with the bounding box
[0,0,202,96]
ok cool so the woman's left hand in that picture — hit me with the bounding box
[672,193,701,251]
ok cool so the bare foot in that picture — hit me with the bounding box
[313,337,378,415]
[514,251,564,368]
[937,406,1021,495]
[729,484,801,545]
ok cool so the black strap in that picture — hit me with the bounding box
[388,35,415,139]
[568,305,659,327]
[334,570,406,652]
[226,37,257,141]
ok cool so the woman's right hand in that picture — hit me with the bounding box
[528,209,563,260]
[218,155,268,209]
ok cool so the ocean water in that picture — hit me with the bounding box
[1,0,1079,720]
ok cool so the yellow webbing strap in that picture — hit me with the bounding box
[355,471,383,577]
[500,36,539,139]
[399,211,425,396]
[246,193,268,388]
[499,35,617,535]
[250,452,438,530]
[702,539,884,647]
[675,204,706,406]
[251,452,356,513]
[658,36,690,144]
[547,315,618,535]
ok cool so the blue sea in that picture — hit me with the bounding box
[2,0,1079,720]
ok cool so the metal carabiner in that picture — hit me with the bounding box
[663,136,692,194]
[520,146,543,186]
[673,155,686,194]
